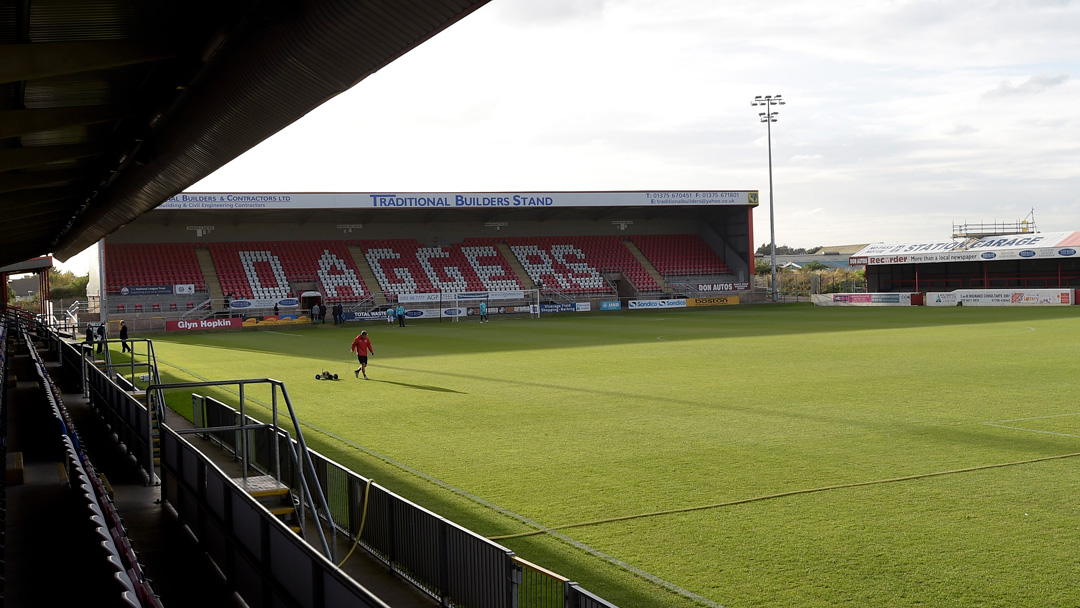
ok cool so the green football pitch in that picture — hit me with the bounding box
[144,305,1080,608]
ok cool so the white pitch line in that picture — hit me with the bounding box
[156,357,724,608]
[260,330,303,337]
[1005,326,1037,334]
[987,412,1080,423]
[981,423,1080,439]
[656,333,698,342]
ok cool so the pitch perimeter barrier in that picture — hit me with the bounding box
[39,329,161,484]
[84,350,158,482]
[160,428,389,608]
[31,317,620,607]
[192,393,620,608]
[812,293,917,307]
[686,295,740,307]
[926,288,1074,306]
[19,322,163,607]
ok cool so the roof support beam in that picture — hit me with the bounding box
[0,186,83,209]
[10,207,70,224]
[0,169,85,194]
[0,41,176,84]
[0,105,127,139]
[0,144,102,171]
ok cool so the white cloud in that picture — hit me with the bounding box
[984,74,1071,97]
[191,0,1080,247]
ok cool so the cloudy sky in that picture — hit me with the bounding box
[58,0,1080,272]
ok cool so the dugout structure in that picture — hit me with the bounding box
[96,190,760,322]
[850,231,1080,293]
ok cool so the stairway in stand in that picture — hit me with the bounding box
[195,248,224,310]
[495,242,535,289]
[622,240,669,291]
[237,475,303,535]
[347,245,385,305]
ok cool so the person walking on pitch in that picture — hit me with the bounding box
[119,320,131,353]
[350,330,374,379]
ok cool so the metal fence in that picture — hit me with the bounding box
[192,394,620,608]
[159,428,389,608]
[29,319,623,608]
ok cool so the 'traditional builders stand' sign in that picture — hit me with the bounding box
[159,191,759,210]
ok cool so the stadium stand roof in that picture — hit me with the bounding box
[812,244,870,255]
[849,231,1080,265]
[0,0,491,269]
[756,244,868,270]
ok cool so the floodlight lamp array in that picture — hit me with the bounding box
[751,94,785,106]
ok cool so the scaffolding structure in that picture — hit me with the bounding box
[952,210,1037,239]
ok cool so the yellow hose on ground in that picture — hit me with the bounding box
[337,477,373,567]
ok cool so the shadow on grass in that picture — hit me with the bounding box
[368,379,466,394]
[146,304,1080,360]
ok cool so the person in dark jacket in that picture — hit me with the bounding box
[119,320,131,353]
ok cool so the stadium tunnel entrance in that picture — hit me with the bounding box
[300,291,323,312]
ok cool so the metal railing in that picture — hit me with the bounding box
[154,379,337,561]
[17,319,164,607]
[31,319,626,608]
[80,345,159,483]
[190,393,621,608]
[160,428,389,608]
[179,298,214,319]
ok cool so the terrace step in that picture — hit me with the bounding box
[495,242,535,289]
[6,451,24,484]
[235,475,304,536]
[196,248,224,310]
[623,239,669,291]
[348,245,384,305]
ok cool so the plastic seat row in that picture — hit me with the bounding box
[357,239,522,296]
[496,235,663,294]
[631,234,731,276]
[208,241,368,303]
[109,234,728,302]
[26,332,163,607]
[105,243,207,293]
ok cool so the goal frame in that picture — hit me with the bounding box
[451,289,541,321]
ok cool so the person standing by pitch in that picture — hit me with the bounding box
[119,320,131,353]
[350,330,374,380]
